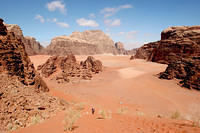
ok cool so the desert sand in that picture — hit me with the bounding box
[13,55,200,133]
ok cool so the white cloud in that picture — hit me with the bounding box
[48,18,69,28]
[101,4,132,18]
[47,18,57,22]
[56,22,69,28]
[76,18,99,27]
[46,0,66,14]
[35,14,45,23]
[126,30,138,39]
[104,19,121,27]
[89,13,96,18]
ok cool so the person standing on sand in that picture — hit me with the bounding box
[91,107,95,115]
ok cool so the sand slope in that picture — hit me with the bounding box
[13,55,200,133]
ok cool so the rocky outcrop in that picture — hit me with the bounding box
[5,23,44,55]
[115,42,125,54]
[80,56,102,73]
[114,42,137,55]
[133,26,200,63]
[37,54,103,83]
[23,36,44,55]
[159,57,200,90]
[131,41,160,60]
[0,19,48,92]
[45,30,119,55]
[0,19,68,132]
[132,25,200,90]
[0,73,67,132]
[44,36,99,55]
[149,26,200,64]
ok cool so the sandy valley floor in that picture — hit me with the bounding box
[13,55,200,133]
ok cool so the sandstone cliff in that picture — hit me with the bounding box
[45,30,119,55]
[149,26,200,64]
[0,19,67,132]
[45,35,99,55]
[23,36,44,55]
[131,41,160,60]
[5,23,44,55]
[133,26,200,63]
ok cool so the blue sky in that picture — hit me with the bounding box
[0,0,200,49]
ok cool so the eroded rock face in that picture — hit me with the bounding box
[159,57,200,90]
[45,30,119,55]
[115,42,128,55]
[0,19,67,132]
[37,54,103,83]
[0,73,67,132]
[149,26,200,64]
[45,36,99,55]
[0,19,48,92]
[5,23,44,55]
[81,56,102,73]
[133,25,200,90]
[132,41,160,60]
[23,36,44,55]
[133,26,200,63]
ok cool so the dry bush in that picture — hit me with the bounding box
[98,109,112,119]
[63,107,81,131]
[171,110,181,119]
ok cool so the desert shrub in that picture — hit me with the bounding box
[171,110,181,119]
[98,109,107,119]
[98,109,112,119]
[63,108,81,131]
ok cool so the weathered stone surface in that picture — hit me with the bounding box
[0,19,48,92]
[38,54,103,83]
[0,19,67,132]
[159,57,200,90]
[115,42,130,55]
[5,23,44,55]
[23,36,44,55]
[0,73,67,132]
[133,25,200,90]
[45,36,99,55]
[149,26,200,64]
[132,41,160,60]
[81,56,102,73]
[133,26,200,63]
[45,30,119,55]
